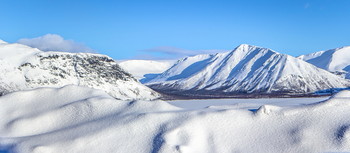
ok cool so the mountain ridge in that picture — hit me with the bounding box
[0,42,160,100]
[143,44,350,98]
[298,46,350,79]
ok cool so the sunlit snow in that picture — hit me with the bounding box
[1,86,350,153]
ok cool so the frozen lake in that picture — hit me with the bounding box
[168,97,330,110]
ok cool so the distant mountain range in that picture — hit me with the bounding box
[141,44,350,98]
[1,39,350,99]
[0,40,159,100]
[298,46,350,79]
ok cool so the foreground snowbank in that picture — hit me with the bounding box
[1,85,350,153]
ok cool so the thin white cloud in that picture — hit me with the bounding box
[140,46,229,59]
[304,3,310,9]
[142,46,197,56]
[17,34,94,53]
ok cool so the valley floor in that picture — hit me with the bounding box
[0,86,350,153]
[169,97,329,109]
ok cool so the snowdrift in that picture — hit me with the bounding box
[1,86,350,153]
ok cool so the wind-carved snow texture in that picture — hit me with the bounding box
[144,44,350,97]
[1,86,350,153]
[298,46,350,79]
[0,42,159,100]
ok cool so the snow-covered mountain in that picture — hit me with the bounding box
[298,46,350,79]
[0,41,159,100]
[118,59,176,80]
[144,44,350,97]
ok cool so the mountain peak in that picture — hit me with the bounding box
[235,44,258,49]
[230,44,278,57]
[299,45,350,78]
[144,45,350,97]
[334,46,350,52]
[234,44,276,53]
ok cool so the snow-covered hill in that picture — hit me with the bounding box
[118,59,176,80]
[0,39,8,44]
[0,41,159,100]
[144,44,350,97]
[2,85,350,153]
[298,46,350,79]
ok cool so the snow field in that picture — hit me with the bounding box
[118,60,176,80]
[1,86,350,153]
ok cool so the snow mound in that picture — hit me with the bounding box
[2,86,350,152]
[255,105,282,115]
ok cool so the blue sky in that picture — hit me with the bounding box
[0,0,349,59]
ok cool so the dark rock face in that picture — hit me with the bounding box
[2,52,159,100]
[19,54,134,85]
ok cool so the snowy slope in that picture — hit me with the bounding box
[298,46,350,79]
[144,44,350,97]
[1,85,350,153]
[0,39,8,44]
[0,42,159,100]
[118,60,176,80]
